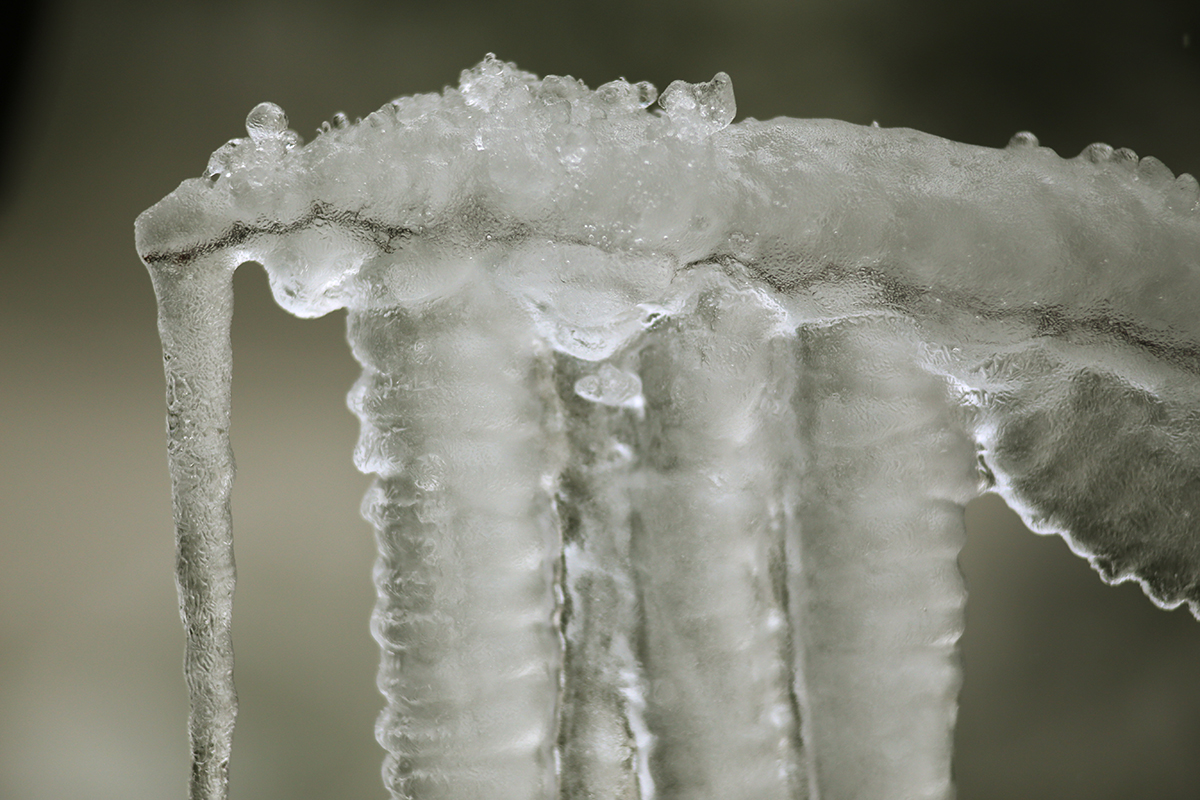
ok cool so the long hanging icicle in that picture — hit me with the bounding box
[350,288,563,800]
[144,252,240,800]
[625,272,806,799]
[137,57,1200,800]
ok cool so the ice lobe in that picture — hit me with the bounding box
[138,56,1200,800]
[658,71,735,139]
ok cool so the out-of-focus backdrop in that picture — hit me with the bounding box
[2,1,1199,798]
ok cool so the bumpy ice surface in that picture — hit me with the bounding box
[137,57,1200,800]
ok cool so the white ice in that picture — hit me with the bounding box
[137,56,1200,800]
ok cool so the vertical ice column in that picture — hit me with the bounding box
[349,277,563,800]
[631,272,806,799]
[553,354,649,800]
[792,317,980,800]
[146,254,239,800]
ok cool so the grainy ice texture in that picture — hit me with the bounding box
[136,57,1200,800]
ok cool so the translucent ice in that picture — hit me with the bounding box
[137,56,1200,800]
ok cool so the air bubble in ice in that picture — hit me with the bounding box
[593,79,659,115]
[574,364,644,409]
[411,453,446,492]
[639,304,669,329]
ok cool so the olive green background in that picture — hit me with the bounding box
[2,1,1199,798]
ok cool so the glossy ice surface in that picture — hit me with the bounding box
[137,57,1200,799]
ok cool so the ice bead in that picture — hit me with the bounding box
[245,101,289,141]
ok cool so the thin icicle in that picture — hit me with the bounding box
[144,252,240,800]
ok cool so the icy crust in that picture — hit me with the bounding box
[136,56,1200,390]
[138,57,1200,334]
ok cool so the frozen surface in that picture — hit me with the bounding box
[137,57,1200,799]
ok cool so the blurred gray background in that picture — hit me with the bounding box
[2,0,1199,798]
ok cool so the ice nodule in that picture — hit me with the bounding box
[138,57,1200,800]
[245,101,290,141]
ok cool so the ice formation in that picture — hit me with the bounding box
[137,56,1200,800]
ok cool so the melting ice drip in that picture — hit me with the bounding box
[136,57,1200,800]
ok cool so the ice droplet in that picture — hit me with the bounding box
[1006,131,1039,149]
[1083,142,1114,163]
[1137,155,1174,185]
[245,102,289,141]
[1113,146,1139,168]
